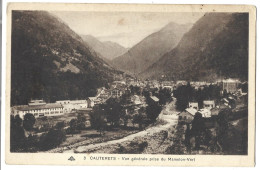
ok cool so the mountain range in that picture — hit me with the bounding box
[11,11,121,105]
[11,11,249,105]
[111,22,193,75]
[81,35,128,60]
[139,13,249,81]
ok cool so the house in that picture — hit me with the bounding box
[12,100,64,119]
[219,79,240,93]
[198,109,211,118]
[131,95,142,105]
[95,88,111,102]
[203,100,215,110]
[176,80,187,86]
[211,105,231,116]
[87,97,98,108]
[162,86,173,91]
[211,108,220,116]
[77,108,92,127]
[220,97,237,108]
[188,102,199,110]
[111,88,123,98]
[178,107,197,123]
[161,81,173,87]
[149,96,159,104]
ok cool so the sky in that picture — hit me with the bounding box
[50,11,204,48]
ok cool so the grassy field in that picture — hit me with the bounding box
[30,111,143,153]
[34,112,89,133]
[48,126,140,153]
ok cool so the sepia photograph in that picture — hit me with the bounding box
[4,3,256,166]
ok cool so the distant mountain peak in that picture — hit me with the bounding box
[140,13,249,81]
[81,35,127,60]
[111,22,192,74]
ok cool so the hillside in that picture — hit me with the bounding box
[11,11,121,105]
[81,35,127,60]
[111,22,192,75]
[140,13,249,81]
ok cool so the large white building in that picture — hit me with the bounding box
[12,100,64,119]
[56,100,88,113]
[217,79,240,93]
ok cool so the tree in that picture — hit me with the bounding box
[174,84,194,111]
[184,124,191,153]
[105,98,123,127]
[216,109,230,151]
[130,85,141,95]
[157,88,172,105]
[146,103,162,123]
[191,112,206,150]
[23,113,36,131]
[69,118,78,134]
[55,121,65,130]
[90,105,106,136]
[122,109,131,127]
[174,84,222,111]
[241,82,248,93]
[10,115,26,152]
[133,114,143,129]
[76,113,87,130]
[120,93,131,105]
[133,107,149,129]
[142,89,150,99]
[39,128,66,151]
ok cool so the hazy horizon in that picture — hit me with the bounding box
[50,11,204,48]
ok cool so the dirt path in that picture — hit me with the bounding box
[65,100,179,153]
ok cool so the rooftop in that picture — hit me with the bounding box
[56,100,87,104]
[88,97,98,101]
[14,103,63,111]
[150,96,159,102]
[222,79,240,83]
[203,100,215,104]
[185,107,197,116]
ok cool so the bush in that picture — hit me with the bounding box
[55,121,65,130]
[138,141,148,152]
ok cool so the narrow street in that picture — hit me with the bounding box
[63,100,179,153]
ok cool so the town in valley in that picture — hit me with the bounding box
[10,11,249,155]
[11,77,248,154]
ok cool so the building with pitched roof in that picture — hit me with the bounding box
[178,107,197,123]
[12,100,64,119]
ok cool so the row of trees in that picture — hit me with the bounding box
[129,85,173,106]
[174,83,222,111]
[11,113,37,151]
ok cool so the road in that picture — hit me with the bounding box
[64,100,179,153]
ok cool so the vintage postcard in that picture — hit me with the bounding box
[5,3,256,166]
